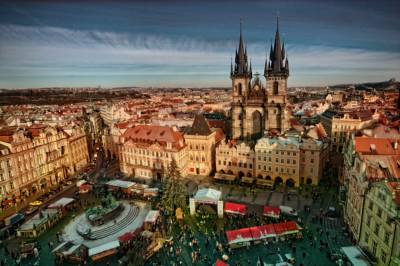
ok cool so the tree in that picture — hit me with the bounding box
[161,158,187,215]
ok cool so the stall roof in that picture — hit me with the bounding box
[106,180,135,189]
[340,246,371,266]
[263,206,280,218]
[224,202,247,215]
[144,210,160,223]
[258,224,276,238]
[215,259,228,266]
[19,209,59,231]
[48,197,75,209]
[226,221,301,245]
[118,232,134,243]
[226,228,253,244]
[88,241,120,257]
[194,188,221,202]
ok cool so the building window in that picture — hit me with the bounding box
[381,251,387,264]
[273,81,278,95]
[228,162,231,166]
[276,158,279,163]
[372,241,377,255]
[269,157,271,162]
[244,163,247,168]
[239,162,242,167]
[366,215,371,227]
[293,160,296,164]
[249,164,252,169]
[364,232,369,243]
[374,224,379,236]
[218,160,221,165]
[377,208,382,218]
[384,231,390,244]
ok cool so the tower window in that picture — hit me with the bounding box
[273,81,279,95]
[238,83,242,95]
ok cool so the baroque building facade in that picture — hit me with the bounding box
[119,125,187,180]
[0,125,89,210]
[230,20,290,141]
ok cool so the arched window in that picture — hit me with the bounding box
[273,81,279,95]
[238,83,242,95]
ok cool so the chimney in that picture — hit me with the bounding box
[370,144,376,153]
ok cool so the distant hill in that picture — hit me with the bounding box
[330,78,399,91]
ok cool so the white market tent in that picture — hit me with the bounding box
[106,180,135,189]
[194,188,221,203]
[341,246,371,266]
[144,210,160,223]
[88,240,120,257]
[48,197,75,209]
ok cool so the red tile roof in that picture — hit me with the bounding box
[361,155,400,181]
[122,125,184,150]
[355,137,400,155]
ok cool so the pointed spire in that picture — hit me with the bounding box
[269,43,274,61]
[265,15,288,77]
[232,18,251,78]
[285,53,289,74]
[273,15,283,72]
[230,57,233,77]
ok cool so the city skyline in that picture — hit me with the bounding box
[0,0,399,89]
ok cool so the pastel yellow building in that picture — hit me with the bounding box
[185,114,220,177]
[0,124,90,213]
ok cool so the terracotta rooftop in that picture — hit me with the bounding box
[360,154,400,181]
[122,125,184,150]
[355,137,400,155]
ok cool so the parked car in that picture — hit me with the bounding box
[29,200,43,207]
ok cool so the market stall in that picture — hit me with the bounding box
[224,202,247,216]
[263,205,281,219]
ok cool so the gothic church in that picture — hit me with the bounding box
[230,18,290,140]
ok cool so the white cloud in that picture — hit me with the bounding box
[0,24,399,87]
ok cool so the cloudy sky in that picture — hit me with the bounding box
[0,0,399,88]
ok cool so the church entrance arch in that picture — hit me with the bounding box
[274,176,283,188]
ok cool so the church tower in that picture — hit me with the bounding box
[231,21,252,140]
[264,17,290,132]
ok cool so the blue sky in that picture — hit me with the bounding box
[0,0,399,88]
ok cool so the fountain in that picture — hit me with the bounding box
[85,194,123,226]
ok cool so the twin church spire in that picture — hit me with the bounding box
[231,20,252,78]
[231,17,289,79]
[265,16,289,76]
